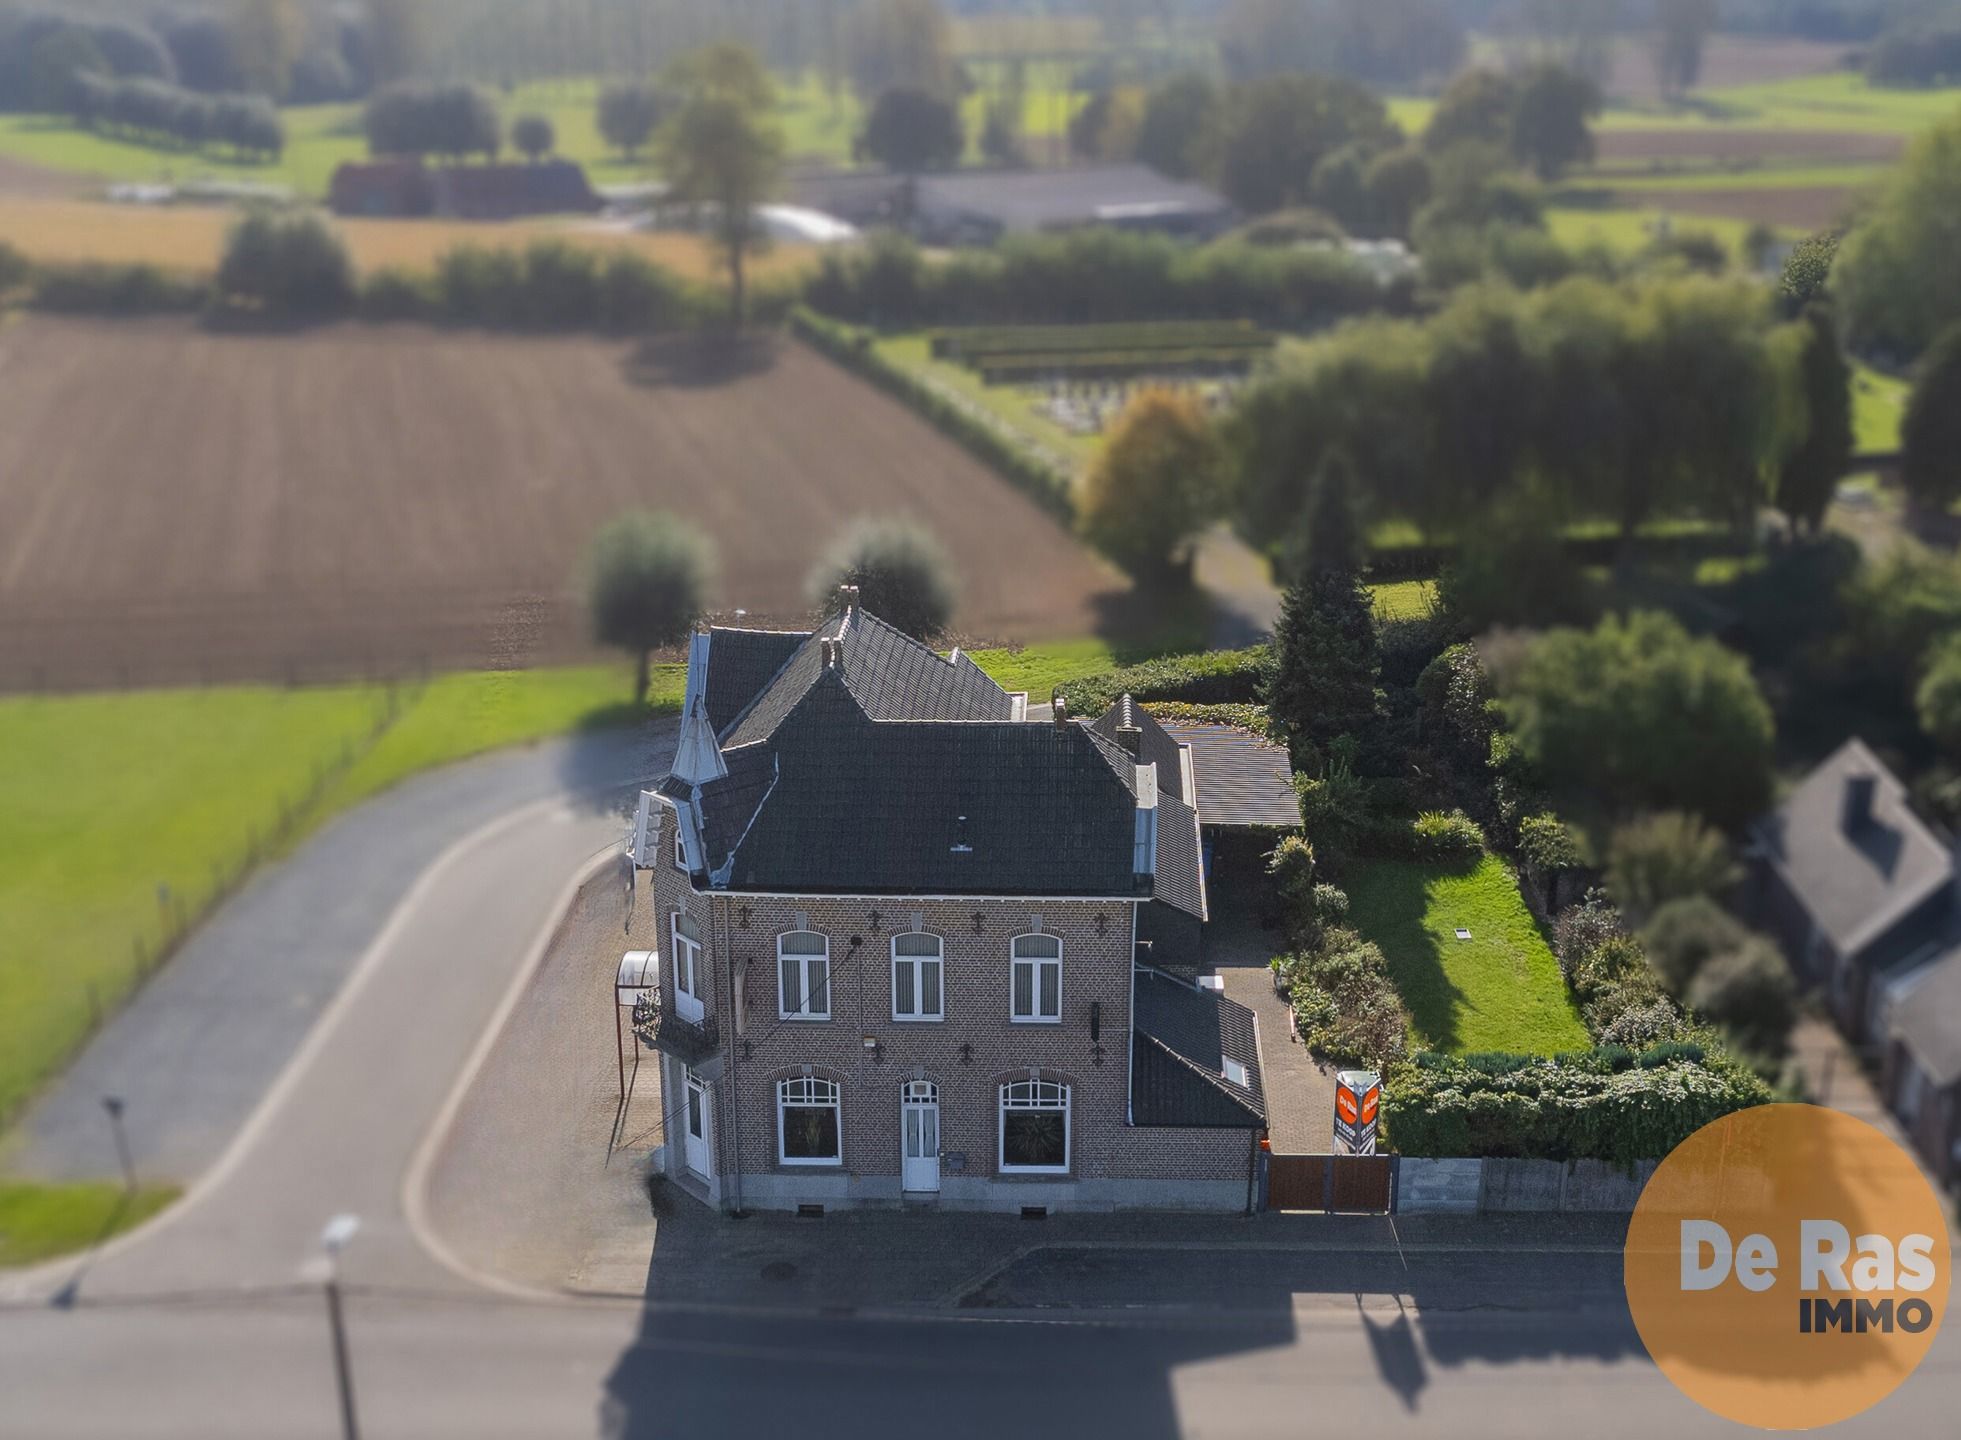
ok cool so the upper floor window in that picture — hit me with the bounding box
[672,818,687,870]
[891,932,944,1021]
[1010,933,1061,1023]
[778,931,830,1020]
[1000,1079,1070,1173]
[671,912,703,1024]
[777,1076,842,1165]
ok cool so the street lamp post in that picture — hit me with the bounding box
[318,1214,362,1440]
[99,1096,135,1194]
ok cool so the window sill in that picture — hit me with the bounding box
[778,1157,844,1167]
[777,1014,832,1022]
[889,1015,945,1024]
[998,1166,1070,1177]
[1009,1016,1062,1025]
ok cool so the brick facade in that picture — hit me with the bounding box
[647,857,1256,1212]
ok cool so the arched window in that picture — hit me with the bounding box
[999,1079,1070,1173]
[1010,933,1061,1022]
[777,1075,842,1165]
[891,932,944,1021]
[777,931,830,1020]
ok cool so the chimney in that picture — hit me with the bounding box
[838,583,860,613]
[1052,695,1069,727]
[1842,772,1877,833]
[818,638,835,668]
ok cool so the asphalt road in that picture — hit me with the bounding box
[3,712,1957,1438]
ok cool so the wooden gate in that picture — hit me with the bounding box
[1265,1153,1394,1213]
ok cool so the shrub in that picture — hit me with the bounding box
[1279,927,1411,1069]
[1409,809,1484,861]
[1382,1049,1772,1164]
[1605,811,1739,925]
[1917,630,1961,755]
[0,239,26,293]
[517,241,600,329]
[29,260,206,314]
[1053,646,1267,717]
[1686,937,1797,1057]
[1140,701,1279,741]
[358,265,435,321]
[1640,895,1748,996]
[1637,1039,1707,1068]
[1265,834,1317,912]
[435,244,525,326]
[1571,933,1650,1009]
[1518,812,1582,870]
[216,210,354,318]
[1598,999,1681,1049]
[1552,891,1623,982]
[1414,642,1495,765]
[598,252,699,334]
[807,517,956,641]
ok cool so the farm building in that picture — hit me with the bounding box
[329,158,603,219]
[785,163,1235,245]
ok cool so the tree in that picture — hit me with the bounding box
[845,0,956,102]
[1363,146,1431,240]
[1423,68,1515,154]
[226,0,303,98]
[1605,811,1740,925]
[1641,895,1749,996]
[1775,303,1853,533]
[512,112,554,162]
[1508,62,1599,180]
[598,82,662,161]
[159,15,242,93]
[1654,0,1719,100]
[1740,220,1778,273]
[1918,632,1961,754]
[1136,72,1219,180]
[979,91,1022,166]
[366,0,432,86]
[1080,389,1224,583]
[26,27,107,114]
[1837,113,1961,356]
[1500,611,1776,830]
[586,513,712,703]
[88,21,174,83]
[1902,323,1961,511]
[364,82,498,161]
[860,86,961,171]
[1779,230,1838,312]
[1068,87,1142,163]
[1265,451,1381,754]
[1216,72,1398,215]
[217,209,354,316]
[659,44,784,326]
[807,518,956,640]
[1687,938,1797,1057]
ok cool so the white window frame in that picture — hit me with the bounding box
[777,1075,843,1166]
[1010,933,1062,1023]
[777,931,831,1020]
[670,912,703,1023]
[672,818,687,870]
[890,932,945,1022]
[999,1079,1070,1174]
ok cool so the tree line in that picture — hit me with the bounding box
[69,74,284,160]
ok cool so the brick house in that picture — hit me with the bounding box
[634,599,1266,1213]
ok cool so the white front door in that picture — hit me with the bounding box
[683,1069,712,1178]
[901,1082,940,1193]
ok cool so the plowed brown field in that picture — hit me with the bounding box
[0,318,1122,690]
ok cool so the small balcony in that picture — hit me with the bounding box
[632,989,719,1066]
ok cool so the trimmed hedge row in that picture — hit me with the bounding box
[789,305,1075,523]
[30,260,208,314]
[1366,526,1746,582]
[1383,1050,1772,1166]
[1052,645,1268,715]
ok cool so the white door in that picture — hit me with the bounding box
[683,1069,712,1178]
[901,1081,940,1193]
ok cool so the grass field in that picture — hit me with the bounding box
[1344,853,1589,1056]
[1544,205,1776,255]
[0,665,684,1130]
[0,195,816,287]
[1853,361,1910,453]
[1370,579,1437,621]
[0,1181,178,1267]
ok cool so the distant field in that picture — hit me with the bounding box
[1544,205,1776,255]
[0,196,815,287]
[1853,362,1910,453]
[0,318,1120,690]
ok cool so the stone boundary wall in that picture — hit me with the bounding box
[1396,1156,1659,1214]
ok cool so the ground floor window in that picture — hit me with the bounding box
[777,1076,842,1165]
[999,1079,1070,1174]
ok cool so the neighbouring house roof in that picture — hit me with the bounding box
[1156,720,1301,830]
[1752,737,1955,961]
[1130,967,1265,1128]
[664,607,1205,913]
[1890,946,1961,1088]
[431,160,602,219]
[913,164,1232,235]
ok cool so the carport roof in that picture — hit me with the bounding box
[1156,721,1300,830]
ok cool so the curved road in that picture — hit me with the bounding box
[1,718,1957,1438]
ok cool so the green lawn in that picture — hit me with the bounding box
[1852,360,1910,453]
[1596,161,1890,193]
[1544,205,1780,256]
[0,1181,178,1267]
[1369,578,1436,621]
[0,663,681,1130]
[1344,853,1589,1056]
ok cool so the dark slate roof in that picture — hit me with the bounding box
[1081,703,1205,920]
[914,163,1231,233]
[1891,947,1961,1087]
[1090,696,1189,800]
[1157,720,1302,830]
[722,610,1012,750]
[1130,968,1264,1128]
[1753,737,1955,960]
[702,627,808,737]
[709,674,1143,896]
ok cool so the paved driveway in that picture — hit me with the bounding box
[1206,889,1337,1154]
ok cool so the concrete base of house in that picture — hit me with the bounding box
[708,1170,1247,1215]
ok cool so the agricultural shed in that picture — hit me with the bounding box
[911,164,1234,245]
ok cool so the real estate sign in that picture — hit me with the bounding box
[1334,1070,1380,1156]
